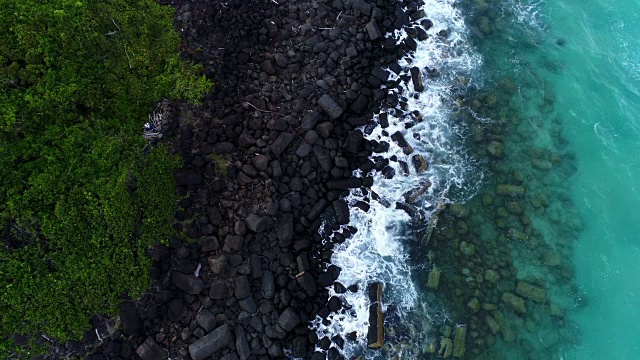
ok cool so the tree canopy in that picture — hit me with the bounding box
[0,0,210,354]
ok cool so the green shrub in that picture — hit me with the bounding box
[0,0,211,354]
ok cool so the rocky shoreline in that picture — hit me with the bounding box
[64,0,435,359]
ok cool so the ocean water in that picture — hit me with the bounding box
[467,0,640,357]
[313,0,640,358]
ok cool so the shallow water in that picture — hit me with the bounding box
[316,0,640,358]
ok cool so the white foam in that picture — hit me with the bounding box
[311,0,483,358]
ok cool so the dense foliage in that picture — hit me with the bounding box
[0,0,210,352]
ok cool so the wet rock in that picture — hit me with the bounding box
[501,292,527,314]
[452,325,466,358]
[318,95,344,119]
[410,67,424,92]
[496,184,526,197]
[412,154,428,173]
[487,141,504,157]
[136,337,166,360]
[515,281,547,303]
[188,324,233,360]
[172,272,204,295]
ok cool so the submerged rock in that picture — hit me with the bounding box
[484,269,500,283]
[515,281,547,303]
[460,241,475,256]
[427,269,441,289]
[496,184,526,196]
[452,325,467,357]
[438,337,453,358]
[501,292,527,314]
[487,141,504,157]
[492,310,515,342]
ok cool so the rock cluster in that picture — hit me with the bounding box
[82,0,436,359]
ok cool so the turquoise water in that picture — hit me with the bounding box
[547,0,640,358]
[468,0,640,358]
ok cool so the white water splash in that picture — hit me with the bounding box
[311,0,483,358]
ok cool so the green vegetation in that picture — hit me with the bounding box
[0,0,211,354]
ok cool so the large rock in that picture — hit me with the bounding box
[318,95,344,119]
[366,20,382,40]
[235,326,251,360]
[301,111,321,130]
[327,178,362,189]
[278,307,301,332]
[307,198,329,221]
[515,281,547,303]
[172,272,204,295]
[188,324,234,360]
[119,302,141,335]
[174,169,203,185]
[234,275,251,299]
[208,254,227,275]
[296,272,317,296]
[452,325,466,357]
[136,337,166,360]
[244,213,266,233]
[214,142,235,154]
[277,213,294,246]
[261,271,276,299]
[271,132,295,158]
[196,309,217,332]
[410,67,424,92]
